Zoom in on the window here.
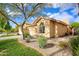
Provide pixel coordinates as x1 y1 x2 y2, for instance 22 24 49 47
39 23 45 33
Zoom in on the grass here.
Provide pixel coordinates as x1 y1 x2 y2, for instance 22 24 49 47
0 39 42 56
69 36 79 56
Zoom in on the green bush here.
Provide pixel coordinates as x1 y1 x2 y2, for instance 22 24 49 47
24 32 30 38
26 35 31 43
0 28 5 33
24 32 31 42
75 28 79 35
58 41 68 48
37 35 47 48
69 36 79 55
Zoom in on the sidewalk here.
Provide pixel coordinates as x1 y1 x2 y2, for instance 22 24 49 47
0 35 20 40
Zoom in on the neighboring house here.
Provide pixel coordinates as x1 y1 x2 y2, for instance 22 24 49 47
23 22 31 33
24 16 71 38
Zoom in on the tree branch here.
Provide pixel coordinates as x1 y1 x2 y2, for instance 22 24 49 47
21 3 27 22
0 10 19 25
21 3 25 12
14 3 27 26
22 3 42 26
14 3 23 12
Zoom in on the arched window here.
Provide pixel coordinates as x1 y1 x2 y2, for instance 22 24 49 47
39 23 45 33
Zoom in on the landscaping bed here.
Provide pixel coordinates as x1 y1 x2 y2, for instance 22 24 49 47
0 39 42 56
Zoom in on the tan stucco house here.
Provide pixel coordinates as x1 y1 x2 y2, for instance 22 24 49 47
23 16 71 38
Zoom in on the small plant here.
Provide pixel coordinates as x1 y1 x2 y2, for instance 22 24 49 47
37 35 47 48
26 35 31 43
24 32 30 38
75 28 79 35
69 36 79 55
58 41 68 48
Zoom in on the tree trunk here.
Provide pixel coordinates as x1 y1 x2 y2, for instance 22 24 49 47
18 25 25 40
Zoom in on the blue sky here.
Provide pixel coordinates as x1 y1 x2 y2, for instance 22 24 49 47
9 3 79 28
42 4 79 23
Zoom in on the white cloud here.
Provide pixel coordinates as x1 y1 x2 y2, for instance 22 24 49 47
47 12 73 20
48 3 76 10
71 8 78 16
8 12 22 16
46 12 60 18
60 12 74 19
59 3 76 12
6 7 21 16
42 4 78 24
6 9 10 13
52 3 60 8
49 13 60 18
47 12 52 16
42 12 48 15
46 12 75 24
75 16 79 22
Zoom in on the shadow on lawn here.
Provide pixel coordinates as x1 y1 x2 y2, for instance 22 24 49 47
0 48 6 52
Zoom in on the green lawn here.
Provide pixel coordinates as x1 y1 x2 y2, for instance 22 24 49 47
0 39 42 56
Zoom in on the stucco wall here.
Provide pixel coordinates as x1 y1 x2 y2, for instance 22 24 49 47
28 18 51 38
44 20 51 38
49 20 68 38
28 26 37 37
27 18 70 38
50 20 55 38
36 18 50 38
55 22 67 37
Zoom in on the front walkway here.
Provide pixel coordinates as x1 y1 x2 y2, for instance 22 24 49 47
18 36 73 56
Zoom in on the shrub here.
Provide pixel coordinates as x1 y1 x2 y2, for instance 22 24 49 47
58 41 68 48
26 35 31 43
0 29 5 33
24 32 30 38
37 35 47 48
24 32 32 43
69 36 79 55
75 28 79 35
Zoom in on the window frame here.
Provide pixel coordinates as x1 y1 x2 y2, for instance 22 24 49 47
39 22 45 33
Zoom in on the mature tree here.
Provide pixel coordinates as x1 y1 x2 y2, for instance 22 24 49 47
0 3 46 40
0 14 7 32
71 22 79 35
4 21 12 35
71 22 79 28
0 14 12 34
